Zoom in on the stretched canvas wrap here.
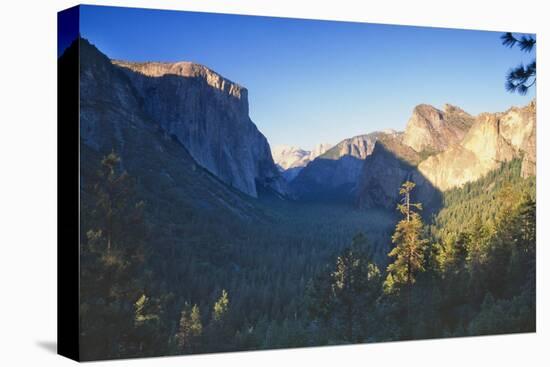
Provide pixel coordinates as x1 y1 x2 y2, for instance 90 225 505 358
58 4 537 361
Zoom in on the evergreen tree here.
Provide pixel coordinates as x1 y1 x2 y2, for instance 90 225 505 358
79 152 149 359
175 303 203 353
384 181 428 337
213 289 230 322
501 32 536 94
306 233 381 343
133 294 161 355
206 289 232 351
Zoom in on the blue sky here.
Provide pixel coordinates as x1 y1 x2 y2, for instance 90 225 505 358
77 5 535 151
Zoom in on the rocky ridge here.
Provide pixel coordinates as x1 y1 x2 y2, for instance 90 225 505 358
418 100 536 191
357 101 536 209
290 132 388 199
272 143 332 181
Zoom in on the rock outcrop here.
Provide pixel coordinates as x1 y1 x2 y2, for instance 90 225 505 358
402 104 475 153
290 133 386 199
111 60 285 197
77 38 262 220
356 134 440 210
271 143 332 181
418 101 536 191
358 101 536 210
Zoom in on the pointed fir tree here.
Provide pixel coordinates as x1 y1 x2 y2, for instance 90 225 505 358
175 303 203 354
384 181 428 337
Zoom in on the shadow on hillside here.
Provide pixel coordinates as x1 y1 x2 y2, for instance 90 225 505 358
289 155 366 204
357 143 443 220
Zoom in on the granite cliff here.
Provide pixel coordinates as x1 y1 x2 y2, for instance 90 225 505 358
77 38 264 221
110 59 285 198
418 101 536 191
357 101 536 210
402 103 475 153
290 133 388 199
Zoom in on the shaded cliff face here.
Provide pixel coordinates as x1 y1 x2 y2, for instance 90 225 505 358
402 104 475 153
356 134 441 210
78 39 263 221
111 60 284 198
418 101 536 191
290 133 385 200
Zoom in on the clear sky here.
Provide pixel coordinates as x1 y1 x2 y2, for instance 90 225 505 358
77 5 535 151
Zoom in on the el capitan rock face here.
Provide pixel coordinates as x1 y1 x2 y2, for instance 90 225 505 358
111 60 285 198
78 38 262 219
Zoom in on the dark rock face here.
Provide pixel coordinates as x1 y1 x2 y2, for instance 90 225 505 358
290 133 385 200
356 142 414 209
356 135 440 211
77 38 265 220
109 59 284 198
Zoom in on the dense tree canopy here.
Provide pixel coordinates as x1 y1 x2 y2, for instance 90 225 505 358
79 153 535 358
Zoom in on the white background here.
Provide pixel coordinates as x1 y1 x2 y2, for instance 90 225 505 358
0 0 548 365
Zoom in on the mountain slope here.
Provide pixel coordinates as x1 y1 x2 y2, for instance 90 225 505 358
111 59 284 198
418 101 536 191
290 133 386 200
402 103 475 153
358 101 536 211
356 133 440 210
272 143 332 181
78 38 263 224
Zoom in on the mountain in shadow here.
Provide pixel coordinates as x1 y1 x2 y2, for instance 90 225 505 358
357 134 443 217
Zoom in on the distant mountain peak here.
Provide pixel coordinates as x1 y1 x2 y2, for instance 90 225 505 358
271 143 332 181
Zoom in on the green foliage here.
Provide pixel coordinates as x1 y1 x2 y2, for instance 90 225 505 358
386 213 428 291
385 181 428 293
430 158 535 238
175 303 203 353
213 289 229 323
79 152 154 360
501 32 536 94
80 153 535 357
306 234 381 343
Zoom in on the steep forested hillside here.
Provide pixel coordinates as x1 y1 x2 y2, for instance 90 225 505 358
80 146 535 359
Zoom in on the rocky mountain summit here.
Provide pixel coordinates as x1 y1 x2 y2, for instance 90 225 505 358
111 58 285 198
418 100 536 191
76 38 263 220
272 143 332 181
402 103 475 153
358 101 536 209
77 38 536 210
290 133 387 199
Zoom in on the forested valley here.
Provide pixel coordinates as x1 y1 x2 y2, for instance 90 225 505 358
79 152 535 360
